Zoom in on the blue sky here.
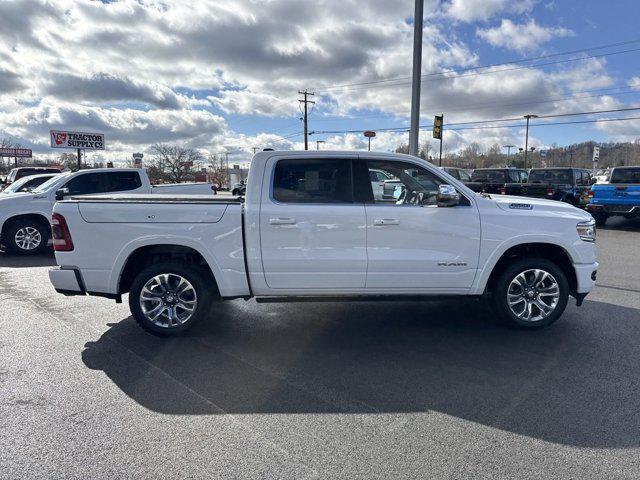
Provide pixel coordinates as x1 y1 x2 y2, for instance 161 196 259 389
0 0 639 163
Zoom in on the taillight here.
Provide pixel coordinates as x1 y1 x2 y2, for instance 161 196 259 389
546 187 554 196
51 213 74 251
500 187 506 195
587 190 594 198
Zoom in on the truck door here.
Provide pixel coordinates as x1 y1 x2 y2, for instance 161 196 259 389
358 158 481 290
259 156 367 289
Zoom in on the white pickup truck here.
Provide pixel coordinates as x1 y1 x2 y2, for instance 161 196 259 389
0 168 214 254
49 151 598 335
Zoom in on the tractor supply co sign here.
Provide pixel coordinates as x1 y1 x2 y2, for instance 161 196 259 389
50 130 105 150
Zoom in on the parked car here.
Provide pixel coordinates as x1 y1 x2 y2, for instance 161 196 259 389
369 168 394 200
586 166 640 226
231 182 246 196
441 167 472 182
1 167 62 188
1 173 59 194
504 168 593 207
592 168 611 184
465 168 528 194
0 168 215 254
49 151 597 335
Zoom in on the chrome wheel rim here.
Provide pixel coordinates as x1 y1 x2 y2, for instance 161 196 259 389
14 227 42 250
139 274 197 328
507 269 560 322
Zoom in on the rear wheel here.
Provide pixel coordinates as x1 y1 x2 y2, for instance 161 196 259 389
491 258 569 329
4 219 50 255
129 262 216 336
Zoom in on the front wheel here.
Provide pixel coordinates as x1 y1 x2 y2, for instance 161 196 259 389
129 262 216 336
491 258 569 329
592 212 608 227
4 219 50 255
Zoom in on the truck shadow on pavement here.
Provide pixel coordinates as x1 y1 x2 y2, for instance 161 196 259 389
0 251 57 268
82 298 640 449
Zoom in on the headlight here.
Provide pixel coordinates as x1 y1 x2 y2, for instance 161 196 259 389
577 220 596 243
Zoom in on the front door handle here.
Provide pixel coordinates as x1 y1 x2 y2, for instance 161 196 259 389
269 217 296 225
373 218 400 226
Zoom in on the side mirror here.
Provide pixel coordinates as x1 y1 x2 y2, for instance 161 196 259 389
436 184 460 207
55 188 69 201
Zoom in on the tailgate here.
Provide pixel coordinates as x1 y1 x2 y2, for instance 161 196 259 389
591 185 640 205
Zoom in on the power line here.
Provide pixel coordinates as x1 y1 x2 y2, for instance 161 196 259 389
316 46 640 94
315 38 640 92
310 107 640 135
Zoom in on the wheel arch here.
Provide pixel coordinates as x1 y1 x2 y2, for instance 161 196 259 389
478 242 577 296
114 242 222 296
1 213 51 238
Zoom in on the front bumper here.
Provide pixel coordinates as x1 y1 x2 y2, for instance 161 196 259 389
574 262 598 294
49 267 85 296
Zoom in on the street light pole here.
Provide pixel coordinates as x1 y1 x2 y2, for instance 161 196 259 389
408 0 424 157
503 144 515 165
523 115 538 170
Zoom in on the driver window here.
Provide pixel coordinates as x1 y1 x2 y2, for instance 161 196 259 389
366 160 444 206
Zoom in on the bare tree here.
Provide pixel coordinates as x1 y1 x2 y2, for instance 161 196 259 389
150 144 202 183
207 153 228 188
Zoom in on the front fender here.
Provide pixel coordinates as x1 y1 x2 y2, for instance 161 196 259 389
470 234 580 295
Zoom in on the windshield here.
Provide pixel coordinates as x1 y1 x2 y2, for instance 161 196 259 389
610 167 640 184
471 170 505 182
31 172 72 193
3 175 42 193
528 169 573 184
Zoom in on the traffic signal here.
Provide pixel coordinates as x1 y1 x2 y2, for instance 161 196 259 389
433 115 443 139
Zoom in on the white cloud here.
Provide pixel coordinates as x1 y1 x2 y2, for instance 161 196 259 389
629 77 640 90
477 19 573 52
446 0 535 23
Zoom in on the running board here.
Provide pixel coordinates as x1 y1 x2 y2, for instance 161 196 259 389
255 294 480 304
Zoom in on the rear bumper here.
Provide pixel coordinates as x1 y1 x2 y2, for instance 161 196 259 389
574 262 598 294
587 204 640 215
49 267 85 296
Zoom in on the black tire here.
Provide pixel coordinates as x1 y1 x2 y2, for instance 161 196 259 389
491 258 569 329
128 261 216 337
3 218 50 255
592 212 608 227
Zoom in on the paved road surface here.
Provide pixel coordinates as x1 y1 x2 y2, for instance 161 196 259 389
1 218 639 479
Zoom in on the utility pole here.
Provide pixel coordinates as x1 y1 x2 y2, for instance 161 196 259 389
523 114 538 170
409 0 424 157
77 148 82 170
298 90 315 150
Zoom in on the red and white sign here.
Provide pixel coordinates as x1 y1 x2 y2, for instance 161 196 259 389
0 147 32 158
50 130 105 150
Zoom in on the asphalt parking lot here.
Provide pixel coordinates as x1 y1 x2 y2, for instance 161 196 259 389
1 218 639 479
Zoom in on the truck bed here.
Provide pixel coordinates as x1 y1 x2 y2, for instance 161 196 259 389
53 195 249 297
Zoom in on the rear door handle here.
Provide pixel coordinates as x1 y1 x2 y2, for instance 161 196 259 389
373 218 400 226
269 217 296 225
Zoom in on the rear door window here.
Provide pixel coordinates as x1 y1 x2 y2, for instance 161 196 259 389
105 172 142 192
273 159 353 203
610 168 640 184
